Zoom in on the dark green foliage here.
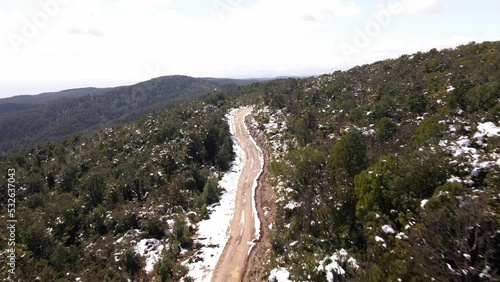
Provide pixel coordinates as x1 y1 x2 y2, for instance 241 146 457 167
262 41 500 280
0 76 254 156
288 147 324 188
142 217 166 240
408 182 499 280
122 248 142 278
22 221 52 259
81 170 106 208
375 117 398 142
172 215 193 249
405 93 428 114
355 152 447 220
327 131 368 179
0 96 236 280
202 178 220 206
158 242 188 282
412 116 447 145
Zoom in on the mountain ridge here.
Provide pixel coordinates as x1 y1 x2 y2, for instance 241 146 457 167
0 75 259 155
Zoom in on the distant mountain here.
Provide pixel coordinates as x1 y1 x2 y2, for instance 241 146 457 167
0 75 257 155
0 87 110 114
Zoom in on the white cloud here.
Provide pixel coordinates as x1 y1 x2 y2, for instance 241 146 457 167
392 0 441 15
229 0 361 24
68 27 104 36
1 0 498 98
111 0 173 11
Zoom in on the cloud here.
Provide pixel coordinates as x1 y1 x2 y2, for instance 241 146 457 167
68 28 105 37
112 0 172 11
393 0 441 14
302 14 316 22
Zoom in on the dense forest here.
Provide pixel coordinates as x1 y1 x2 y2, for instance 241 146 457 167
0 76 256 156
254 41 500 281
0 91 246 280
0 41 499 281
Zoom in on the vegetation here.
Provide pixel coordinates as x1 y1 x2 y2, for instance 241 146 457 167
0 94 237 280
0 40 499 281
257 41 500 281
0 76 256 156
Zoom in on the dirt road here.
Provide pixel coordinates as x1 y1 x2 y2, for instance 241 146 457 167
211 107 263 282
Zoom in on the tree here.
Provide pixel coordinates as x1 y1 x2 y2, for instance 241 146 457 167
172 215 192 249
354 155 398 219
408 182 500 281
405 93 428 114
327 131 368 179
288 147 324 188
202 178 219 205
81 170 106 208
122 248 142 278
376 117 398 142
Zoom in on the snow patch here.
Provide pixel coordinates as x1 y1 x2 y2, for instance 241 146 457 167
269 268 292 282
317 249 359 282
184 107 264 281
382 225 395 234
134 239 165 273
183 109 246 282
476 122 500 137
420 199 429 208
242 111 264 244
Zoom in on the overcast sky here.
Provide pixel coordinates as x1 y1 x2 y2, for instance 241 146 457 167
0 0 499 98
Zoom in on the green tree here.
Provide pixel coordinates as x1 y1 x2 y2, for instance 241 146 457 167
327 131 368 179
376 117 398 142
122 248 142 278
405 93 428 114
81 170 106 208
202 178 219 205
172 215 192 249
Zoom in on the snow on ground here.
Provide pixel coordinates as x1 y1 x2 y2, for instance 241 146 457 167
420 199 429 208
440 121 500 184
476 122 500 137
243 111 264 244
134 239 166 273
182 108 246 282
268 268 292 282
381 225 395 234
316 249 359 282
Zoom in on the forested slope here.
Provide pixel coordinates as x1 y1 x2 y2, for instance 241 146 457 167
0 41 499 281
253 41 500 281
0 91 242 281
0 76 254 156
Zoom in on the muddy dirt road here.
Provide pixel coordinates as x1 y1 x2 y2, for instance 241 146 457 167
211 107 263 282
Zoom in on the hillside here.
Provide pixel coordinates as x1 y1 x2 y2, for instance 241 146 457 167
0 87 110 114
0 76 256 156
0 41 498 281
0 92 239 281
252 41 500 281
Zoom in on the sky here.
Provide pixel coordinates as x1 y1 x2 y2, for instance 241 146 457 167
0 0 499 98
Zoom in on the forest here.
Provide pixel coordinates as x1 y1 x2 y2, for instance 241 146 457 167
255 41 500 281
0 41 499 281
0 76 256 156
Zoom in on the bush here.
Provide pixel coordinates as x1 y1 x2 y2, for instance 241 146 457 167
376 117 398 142
172 215 192 249
328 131 368 179
122 248 142 278
142 217 165 239
405 93 428 114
